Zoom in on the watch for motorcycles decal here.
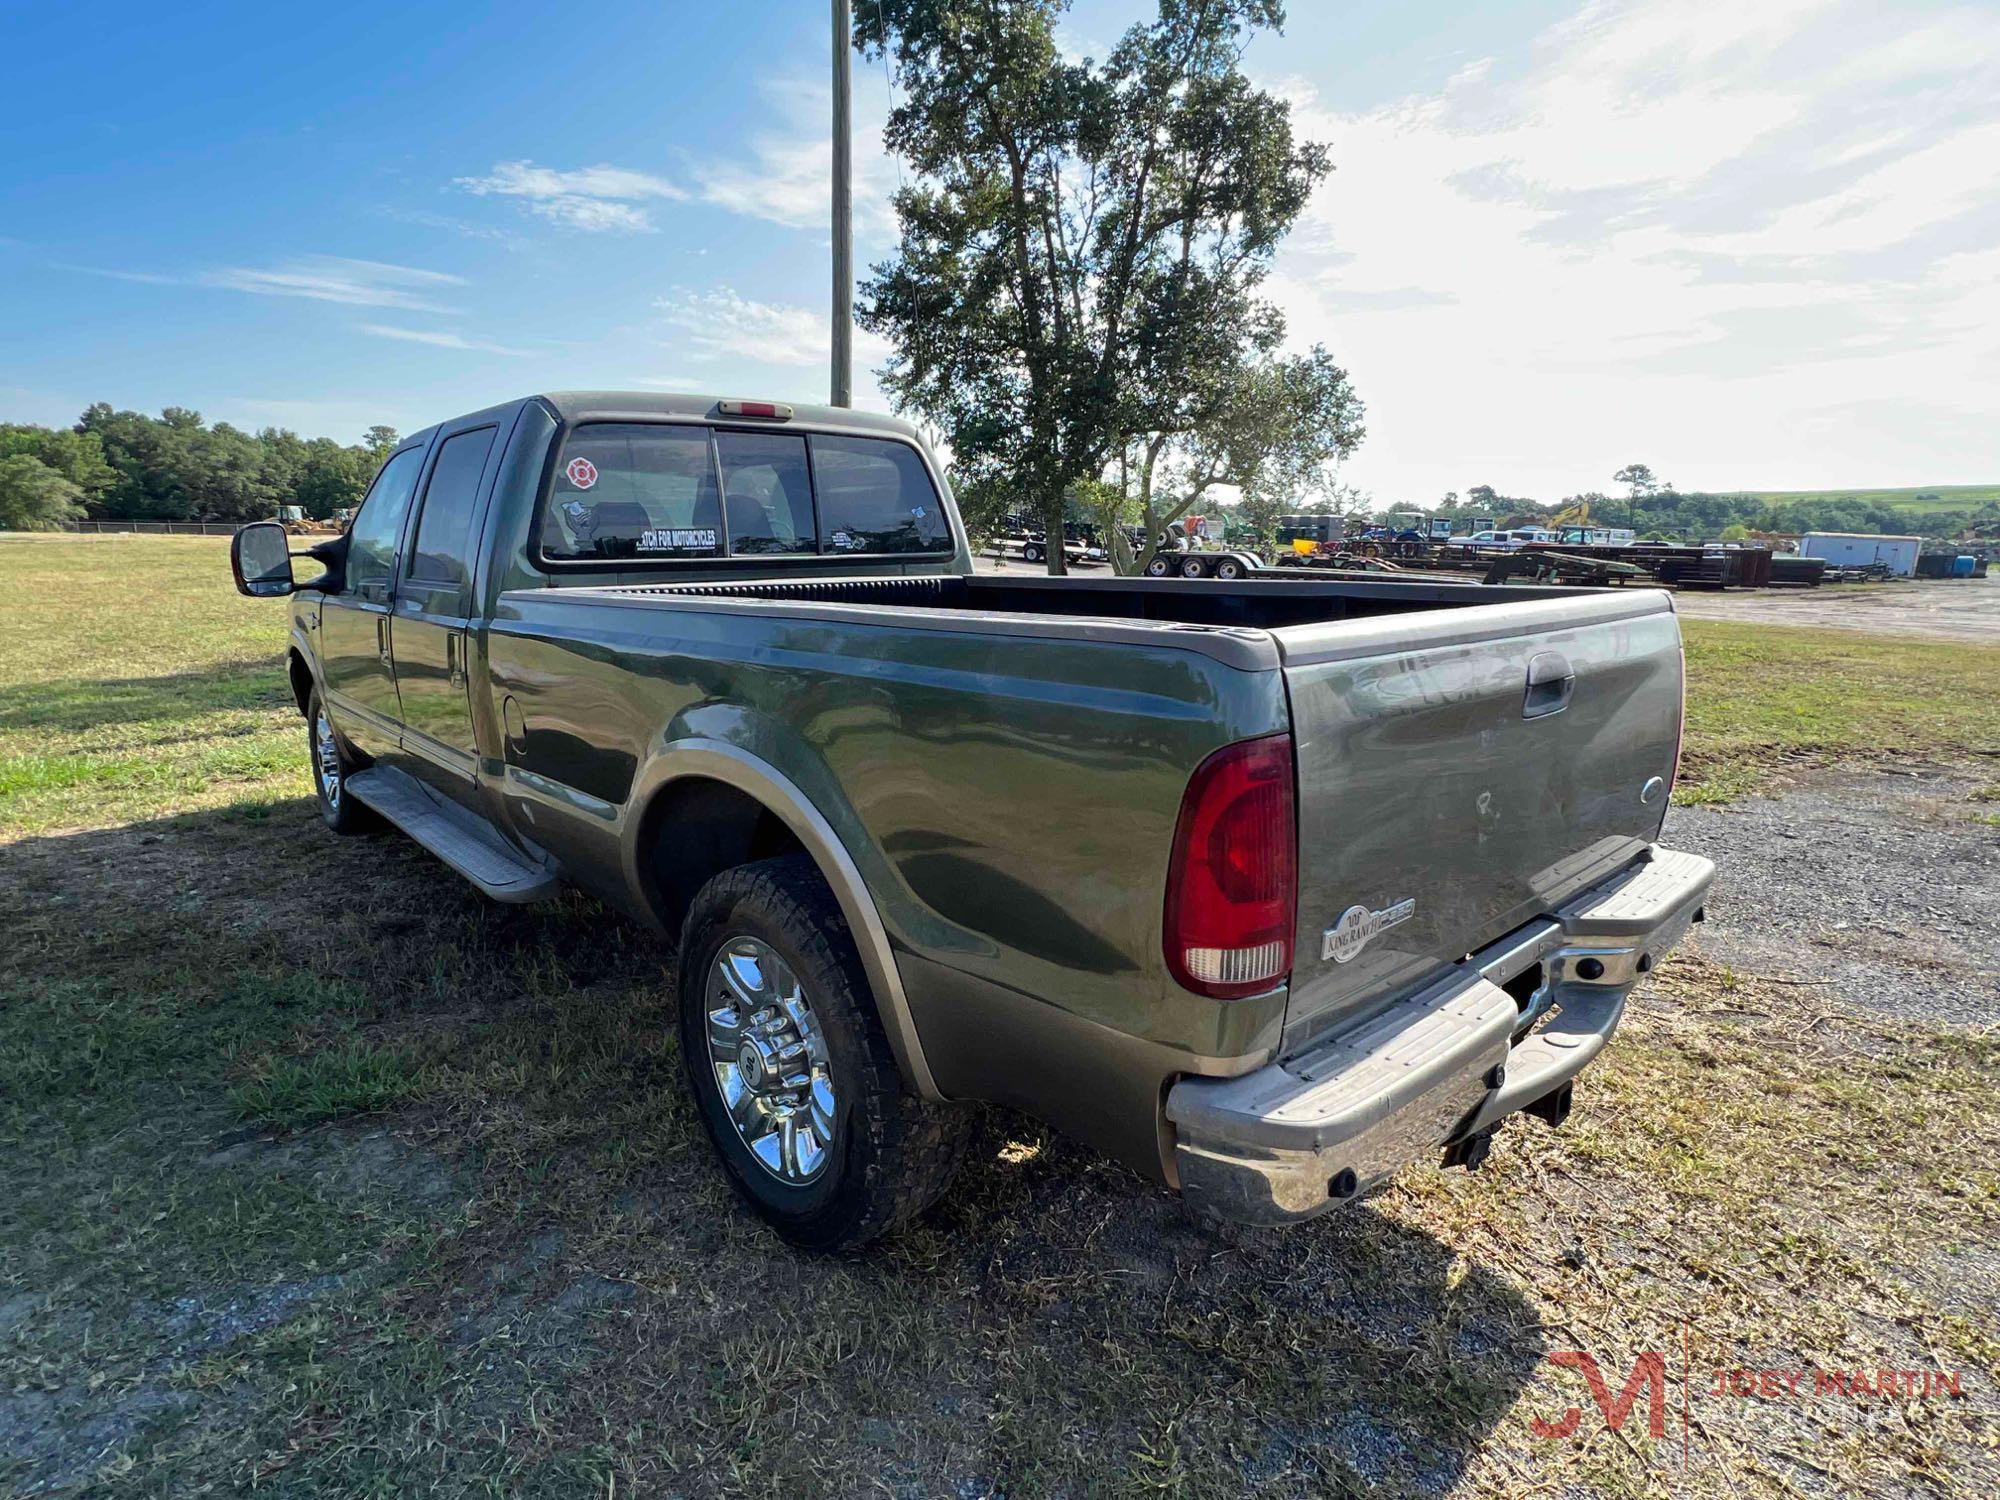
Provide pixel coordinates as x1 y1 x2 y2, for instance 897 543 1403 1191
1322 899 1416 963
638 528 718 551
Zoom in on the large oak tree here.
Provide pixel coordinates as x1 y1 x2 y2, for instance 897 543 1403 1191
857 0 1356 572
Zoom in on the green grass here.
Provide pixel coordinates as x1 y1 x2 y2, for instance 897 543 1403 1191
232 1041 429 1129
1675 619 2000 802
1 533 1995 1497
1725 483 2000 515
0 534 305 837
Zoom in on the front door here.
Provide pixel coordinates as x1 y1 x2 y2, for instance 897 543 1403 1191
319 444 425 757
391 423 499 791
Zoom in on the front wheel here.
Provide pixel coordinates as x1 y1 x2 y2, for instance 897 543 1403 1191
678 855 970 1250
306 689 379 835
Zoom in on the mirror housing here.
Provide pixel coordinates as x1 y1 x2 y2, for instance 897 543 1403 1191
232 521 296 597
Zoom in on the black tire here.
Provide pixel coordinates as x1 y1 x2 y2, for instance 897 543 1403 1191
1144 555 1173 578
1214 557 1245 581
306 689 379 835
677 855 970 1250
1022 541 1045 564
1180 556 1210 579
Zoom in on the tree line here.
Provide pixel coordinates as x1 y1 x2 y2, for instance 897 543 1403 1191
0 407 398 532
1411 464 1999 544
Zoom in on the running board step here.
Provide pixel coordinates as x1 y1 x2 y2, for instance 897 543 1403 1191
345 767 559 903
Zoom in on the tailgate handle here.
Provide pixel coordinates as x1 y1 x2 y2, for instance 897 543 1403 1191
1524 651 1574 719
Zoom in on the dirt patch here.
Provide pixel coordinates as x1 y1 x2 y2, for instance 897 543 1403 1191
1673 576 2000 642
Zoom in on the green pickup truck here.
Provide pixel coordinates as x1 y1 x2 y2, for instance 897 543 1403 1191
232 392 1713 1249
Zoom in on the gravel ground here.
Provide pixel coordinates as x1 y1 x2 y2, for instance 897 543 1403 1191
1664 766 2000 1028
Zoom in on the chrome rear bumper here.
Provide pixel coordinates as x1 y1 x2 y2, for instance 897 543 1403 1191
1167 845 1714 1226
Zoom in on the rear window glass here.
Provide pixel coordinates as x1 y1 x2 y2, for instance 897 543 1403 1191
810 436 949 554
537 423 951 561
541 424 722 560
717 431 815 556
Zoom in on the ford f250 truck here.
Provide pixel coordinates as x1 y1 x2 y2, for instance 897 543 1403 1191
231 392 1713 1249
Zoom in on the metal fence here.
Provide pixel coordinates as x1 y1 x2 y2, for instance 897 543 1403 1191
65 520 240 536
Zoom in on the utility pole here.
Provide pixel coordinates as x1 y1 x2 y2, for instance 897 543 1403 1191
831 0 853 407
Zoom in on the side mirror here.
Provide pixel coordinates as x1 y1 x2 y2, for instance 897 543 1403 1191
232 521 296 597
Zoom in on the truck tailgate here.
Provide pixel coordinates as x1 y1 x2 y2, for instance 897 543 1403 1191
1276 591 1684 1048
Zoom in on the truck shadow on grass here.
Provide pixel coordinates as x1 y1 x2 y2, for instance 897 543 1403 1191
1 799 1544 1496
0 657 295 736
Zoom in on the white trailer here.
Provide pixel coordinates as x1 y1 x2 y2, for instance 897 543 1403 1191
1798 532 1921 577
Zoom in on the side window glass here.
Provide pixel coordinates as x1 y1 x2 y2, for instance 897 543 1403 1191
409 427 497 587
717 432 815 556
345 447 424 593
810 436 950 554
542 424 721 559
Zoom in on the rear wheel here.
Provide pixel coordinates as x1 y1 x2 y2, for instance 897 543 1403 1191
677 855 970 1250
1022 541 1045 564
1144 555 1173 577
1180 556 1210 579
306 689 378 835
1214 556 1246 581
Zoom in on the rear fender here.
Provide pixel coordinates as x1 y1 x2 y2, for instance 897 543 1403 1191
621 737 941 1100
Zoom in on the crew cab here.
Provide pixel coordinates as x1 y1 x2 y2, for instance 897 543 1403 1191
232 392 1712 1248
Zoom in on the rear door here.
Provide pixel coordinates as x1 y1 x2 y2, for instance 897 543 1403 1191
319 444 426 756
1276 592 1684 1048
391 422 500 791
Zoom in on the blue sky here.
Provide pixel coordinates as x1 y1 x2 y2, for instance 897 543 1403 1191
2 0 1995 502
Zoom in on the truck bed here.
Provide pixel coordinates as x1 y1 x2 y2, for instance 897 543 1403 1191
522 572 1684 1056
582 570 1613 633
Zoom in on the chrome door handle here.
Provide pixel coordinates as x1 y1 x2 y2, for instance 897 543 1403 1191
376 616 392 665
447 634 466 689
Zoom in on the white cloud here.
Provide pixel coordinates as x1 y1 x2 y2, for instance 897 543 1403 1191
1264 0 2000 499
690 74 896 236
357 323 531 356
455 159 686 232
56 264 184 286
630 375 703 391
205 256 465 312
656 286 891 367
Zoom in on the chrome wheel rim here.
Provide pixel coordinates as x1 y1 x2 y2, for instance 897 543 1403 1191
704 936 837 1184
314 710 342 810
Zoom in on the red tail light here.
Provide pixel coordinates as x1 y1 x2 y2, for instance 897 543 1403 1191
1164 734 1297 999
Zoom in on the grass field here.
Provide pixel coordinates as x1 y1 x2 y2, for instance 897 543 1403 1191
1725 483 2000 516
2 534 1995 1497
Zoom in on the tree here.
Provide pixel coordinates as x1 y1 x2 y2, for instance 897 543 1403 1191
0 455 87 531
1117 347 1362 573
364 425 401 461
857 0 1335 573
0 425 114 507
1613 463 1662 498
